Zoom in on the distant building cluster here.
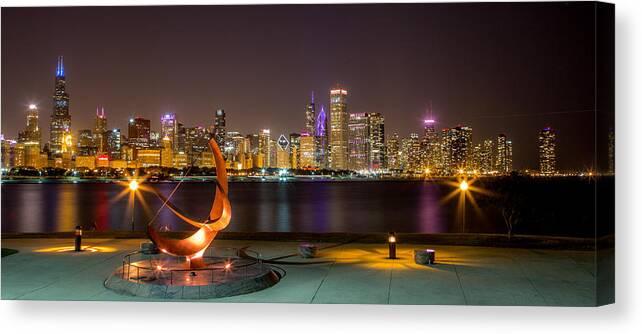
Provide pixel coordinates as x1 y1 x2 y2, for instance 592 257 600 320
3 57 613 177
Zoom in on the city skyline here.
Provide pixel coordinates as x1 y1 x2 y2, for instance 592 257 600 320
1 3 611 171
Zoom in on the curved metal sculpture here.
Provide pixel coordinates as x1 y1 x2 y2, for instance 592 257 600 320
147 138 231 264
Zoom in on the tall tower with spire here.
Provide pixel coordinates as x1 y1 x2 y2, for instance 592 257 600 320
305 91 316 136
49 56 71 155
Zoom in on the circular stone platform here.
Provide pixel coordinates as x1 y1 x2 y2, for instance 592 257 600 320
104 250 281 299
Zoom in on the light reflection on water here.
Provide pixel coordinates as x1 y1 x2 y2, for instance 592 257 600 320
1 181 459 234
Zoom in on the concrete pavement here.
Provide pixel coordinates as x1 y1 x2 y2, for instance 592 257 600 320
1 238 600 306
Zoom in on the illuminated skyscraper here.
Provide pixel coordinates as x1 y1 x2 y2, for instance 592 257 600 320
214 109 226 149
404 133 423 172
305 92 316 135
49 56 71 155
539 127 556 175
106 129 121 160
348 113 369 171
258 129 271 168
17 104 42 168
246 133 260 168
299 132 316 168
176 122 186 153
128 116 151 150
161 136 173 168
224 131 248 169
480 139 494 174
276 134 290 169
329 87 349 170
315 105 328 169
149 131 161 147
421 119 440 173
186 126 209 166
161 113 177 150
18 104 41 145
496 134 512 174
94 107 107 154
472 144 482 172
386 132 400 170
289 133 301 169
77 129 95 156
368 113 385 171
443 126 473 174
506 139 513 172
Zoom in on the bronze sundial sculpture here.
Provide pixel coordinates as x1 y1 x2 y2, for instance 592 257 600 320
147 138 231 268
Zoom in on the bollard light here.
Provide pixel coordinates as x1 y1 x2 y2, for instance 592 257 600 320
388 232 397 259
74 225 82 252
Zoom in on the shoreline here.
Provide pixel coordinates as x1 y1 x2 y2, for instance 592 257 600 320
0 231 613 250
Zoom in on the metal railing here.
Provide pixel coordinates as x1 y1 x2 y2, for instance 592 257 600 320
121 247 266 285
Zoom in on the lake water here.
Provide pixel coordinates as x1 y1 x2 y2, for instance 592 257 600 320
1 178 612 237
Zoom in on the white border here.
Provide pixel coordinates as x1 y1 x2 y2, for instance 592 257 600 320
1 1 641 333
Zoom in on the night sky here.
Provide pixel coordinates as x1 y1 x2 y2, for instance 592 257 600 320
1 3 613 171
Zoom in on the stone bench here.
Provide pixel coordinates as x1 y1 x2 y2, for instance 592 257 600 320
414 249 436 265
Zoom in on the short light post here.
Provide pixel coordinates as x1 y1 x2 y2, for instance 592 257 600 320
129 180 139 232
74 225 82 252
388 232 397 259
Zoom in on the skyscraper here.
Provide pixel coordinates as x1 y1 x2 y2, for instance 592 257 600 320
315 105 328 169
299 132 316 168
106 128 122 160
443 126 473 174
289 133 301 169
305 92 316 135
480 139 494 174
368 113 385 171
161 113 177 150
276 134 290 169
496 134 512 174
176 122 186 153
421 119 440 173
49 56 71 155
94 108 107 154
258 129 271 168
77 129 95 156
348 113 369 171
128 116 151 150
406 133 423 172
186 126 209 166
539 127 556 175
18 104 41 145
214 109 226 149
329 87 349 170
386 132 400 170
161 136 173 168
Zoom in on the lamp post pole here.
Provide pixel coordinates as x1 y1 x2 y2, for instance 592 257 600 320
459 179 469 233
129 180 139 232
131 191 136 232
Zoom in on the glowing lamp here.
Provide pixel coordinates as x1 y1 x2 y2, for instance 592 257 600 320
388 232 397 259
74 225 82 252
224 263 232 270
129 180 139 191
459 180 469 191
29 104 37 110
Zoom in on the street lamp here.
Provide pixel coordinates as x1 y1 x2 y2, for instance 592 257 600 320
129 180 139 231
459 180 468 232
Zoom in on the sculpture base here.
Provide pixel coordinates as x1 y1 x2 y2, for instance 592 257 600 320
104 249 281 299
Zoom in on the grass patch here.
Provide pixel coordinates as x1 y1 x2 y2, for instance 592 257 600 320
1 248 19 257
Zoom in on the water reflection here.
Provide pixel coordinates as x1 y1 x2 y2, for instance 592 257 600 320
0 179 603 237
